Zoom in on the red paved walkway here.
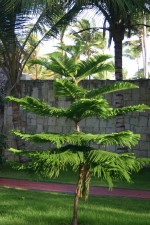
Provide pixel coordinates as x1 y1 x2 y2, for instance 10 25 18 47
0 178 150 199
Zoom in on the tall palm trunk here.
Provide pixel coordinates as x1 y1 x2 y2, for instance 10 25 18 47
112 24 124 81
0 101 4 163
114 40 123 80
2 29 25 160
11 82 25 161
143 14 148 78
0 107 4 133
4 76 24 161
0 71 6 133
113 26 127 152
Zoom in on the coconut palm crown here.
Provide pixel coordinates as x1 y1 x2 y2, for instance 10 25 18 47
6 66 150 225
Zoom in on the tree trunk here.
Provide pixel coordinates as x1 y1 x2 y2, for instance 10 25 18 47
72 160 91 225
113 28 127 152
143 14 148 78
0 106 4 133
12 84 26 161
4 81 25 161
0 104 5 164
0 71 6 133
112 22 125 81
114 39 123 80
76 122 80 132
0 72 7 162
72 164 85 225
72 192 79 225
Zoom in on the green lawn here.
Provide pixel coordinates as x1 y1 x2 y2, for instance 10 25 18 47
0 164 150 190
0 187 150 225
0 165 150 225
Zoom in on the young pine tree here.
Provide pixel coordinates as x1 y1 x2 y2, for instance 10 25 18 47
6 75 150 225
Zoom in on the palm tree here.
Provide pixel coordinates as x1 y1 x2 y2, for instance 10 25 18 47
22 33 41 79
69 19 107 55
69 18 108 85
123 39 142 72
0 0 82 154
87 1 150 146
133 68 145 79
92 0 149 80
51 0 149 80
0 1 82 95
131 12 150 78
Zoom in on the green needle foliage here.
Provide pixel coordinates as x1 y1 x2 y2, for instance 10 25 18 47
10 130 140 149
6 75 150 225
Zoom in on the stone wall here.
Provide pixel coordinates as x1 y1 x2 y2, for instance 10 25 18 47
3 79 150 158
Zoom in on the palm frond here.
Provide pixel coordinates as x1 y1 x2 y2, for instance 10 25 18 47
28 58 54 73
21 5 82 68
0 1 82 88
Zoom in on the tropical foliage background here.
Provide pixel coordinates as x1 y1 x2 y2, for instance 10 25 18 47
0 0 149 84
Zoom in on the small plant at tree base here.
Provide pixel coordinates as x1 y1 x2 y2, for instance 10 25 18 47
6 75 150 225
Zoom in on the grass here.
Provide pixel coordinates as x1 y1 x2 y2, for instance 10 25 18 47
0 165 150 225
0 164 150 190
0 187 150 225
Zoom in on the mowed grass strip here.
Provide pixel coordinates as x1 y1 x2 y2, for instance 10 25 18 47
0 187 150 225
0 165 150 190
